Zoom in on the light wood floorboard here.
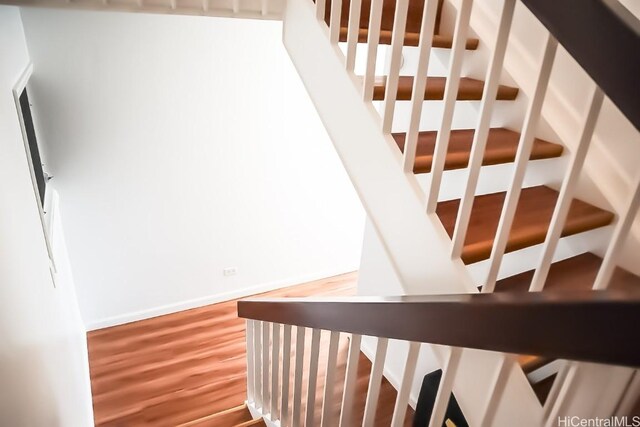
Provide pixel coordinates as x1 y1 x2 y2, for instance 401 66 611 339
88 272 414 426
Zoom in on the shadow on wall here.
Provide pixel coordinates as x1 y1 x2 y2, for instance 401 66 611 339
0 342 59 426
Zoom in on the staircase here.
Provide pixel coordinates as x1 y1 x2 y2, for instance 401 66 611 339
276 0 640 423
7 0 639 424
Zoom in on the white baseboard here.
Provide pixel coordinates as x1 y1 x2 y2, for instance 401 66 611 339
86 268 357 331
247 401 279 427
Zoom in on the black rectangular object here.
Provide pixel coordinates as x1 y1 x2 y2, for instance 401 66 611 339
19 89 46 205
413 369 468 427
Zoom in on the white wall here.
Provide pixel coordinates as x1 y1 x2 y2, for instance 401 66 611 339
0 6 93 426
19 8 365 329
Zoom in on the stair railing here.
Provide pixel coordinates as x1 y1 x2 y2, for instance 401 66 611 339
299 0 640 294
9 0 638 422
238 290 640 426
285 0 640 425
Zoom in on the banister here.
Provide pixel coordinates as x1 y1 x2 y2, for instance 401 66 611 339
238 290 640 368
518 0 640 131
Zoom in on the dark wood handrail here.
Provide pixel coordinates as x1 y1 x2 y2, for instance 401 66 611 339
238 290 640 368
519 0 640 131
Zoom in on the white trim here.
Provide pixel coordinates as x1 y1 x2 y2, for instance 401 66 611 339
3 1 283 20
85 269 357 330
527 359 563 384
12 62 58 278
13 62 33 96
247 401 280 427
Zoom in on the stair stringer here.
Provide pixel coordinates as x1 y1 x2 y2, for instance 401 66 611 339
282 0 474 297
282 0 543 424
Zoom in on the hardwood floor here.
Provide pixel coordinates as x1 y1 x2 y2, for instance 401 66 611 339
88 272 412 426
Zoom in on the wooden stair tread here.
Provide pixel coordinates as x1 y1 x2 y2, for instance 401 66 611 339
325 0 449 44
393 128 563 173
372 76 519 101
494 252 640 292
436 186 615 264
235 418 266 427
338 27 479 49
518 355 551 374
177 404 252 426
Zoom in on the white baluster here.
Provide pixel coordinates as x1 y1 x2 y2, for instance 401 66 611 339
202 0 208 11
363 337 389 427
424 0 473 209
247 320 255 403
479 354 516 426
329 0 343 44
530 87 605 291
450 0 517 258
482 34 558 293
428 0 473 210
263 321 271 414
402 0 439 173
429 347 462 427
339 334 362 427
262 0 268 15
292 326 306 427
593 169 640 289
316 0 327 22
232 0 240 13
169 0 176 9
345 0 363 72
390 342 421 427
544 362 580 427
381 0 409 133
305 328 322 427
542 360 569 421
615 370 640 415
281 324 293 426
271 323 281 420
255 321 263 409
362 0 384 101
320 331 340 427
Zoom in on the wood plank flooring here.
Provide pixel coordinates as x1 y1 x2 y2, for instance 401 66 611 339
88 272 414 426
